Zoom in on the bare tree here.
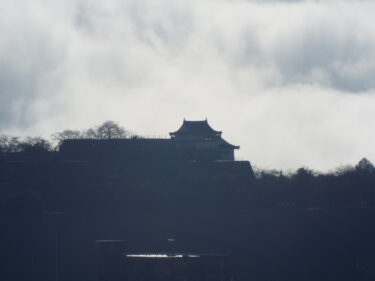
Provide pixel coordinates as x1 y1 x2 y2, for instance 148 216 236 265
52 129 82 145
83 128 98 139
95 121 129 139
53 121 134 144
0 135 20 153
0 135 52 153
18 137 52 152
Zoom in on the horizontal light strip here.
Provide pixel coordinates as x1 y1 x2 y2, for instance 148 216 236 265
126 254 183 258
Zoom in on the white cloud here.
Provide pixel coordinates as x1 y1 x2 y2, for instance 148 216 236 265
1 0 375 170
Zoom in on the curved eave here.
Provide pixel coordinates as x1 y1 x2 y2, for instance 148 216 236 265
219 138 240 150
220 144 240 150
169 123 185 136
198 120 222 134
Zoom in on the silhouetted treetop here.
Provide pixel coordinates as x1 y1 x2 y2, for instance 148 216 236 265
0 135 52 153
332 164 355 176
18 137 52 153
52 129 82 145
94 121 130 139
355 157 375 174
292 167 315 180
0 135 20 153
52 121 134 145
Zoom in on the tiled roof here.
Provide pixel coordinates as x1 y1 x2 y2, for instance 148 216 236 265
170 120 222 136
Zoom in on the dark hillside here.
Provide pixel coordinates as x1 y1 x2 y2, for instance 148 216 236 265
1 122 375 281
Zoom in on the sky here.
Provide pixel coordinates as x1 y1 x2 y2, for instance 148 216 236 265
1 0 375 171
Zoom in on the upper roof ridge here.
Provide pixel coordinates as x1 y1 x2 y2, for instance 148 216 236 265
170 119 221 136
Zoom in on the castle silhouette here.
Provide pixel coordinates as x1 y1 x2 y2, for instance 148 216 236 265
60 119 239 162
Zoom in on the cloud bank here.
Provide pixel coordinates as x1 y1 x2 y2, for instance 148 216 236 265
1 0 375 170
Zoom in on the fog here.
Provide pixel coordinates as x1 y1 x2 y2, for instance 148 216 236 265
1 0 375 170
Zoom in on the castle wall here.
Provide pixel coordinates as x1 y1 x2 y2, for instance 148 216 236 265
220 150 235 161
60 138 237 162
60 139 178 162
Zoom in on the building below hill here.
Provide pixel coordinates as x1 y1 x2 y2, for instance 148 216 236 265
60 119 240 162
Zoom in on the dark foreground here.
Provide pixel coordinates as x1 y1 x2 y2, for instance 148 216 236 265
1 148 375 281
1 207 375 281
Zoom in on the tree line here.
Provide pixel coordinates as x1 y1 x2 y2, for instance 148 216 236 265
252 158 375 208
1 121 375 211
0 121 135 153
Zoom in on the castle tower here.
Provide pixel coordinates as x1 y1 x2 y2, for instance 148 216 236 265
169 119 239 161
